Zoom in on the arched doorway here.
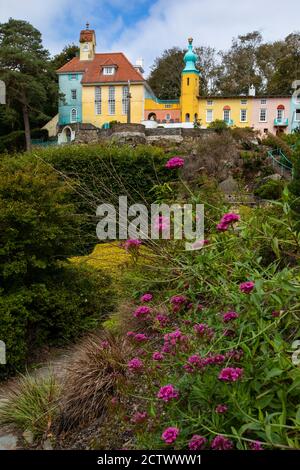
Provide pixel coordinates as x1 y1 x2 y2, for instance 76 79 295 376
185 113 190 122
148 112 157 121
58 126 74 144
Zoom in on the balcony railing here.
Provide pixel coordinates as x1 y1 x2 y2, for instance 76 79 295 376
224 119 234 126
274 118 288 126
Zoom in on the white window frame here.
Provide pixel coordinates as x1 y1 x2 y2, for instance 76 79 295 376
70 74 77 80
103 66 115 76
207 100 213 106
295 109 300 121
165 104 172 109
108 86 116 115
70 108 77 123
206 109 213 123
122 85 129 115
259 108 267 122
223 109 231 122
166 113 171 121
71 89 77 100
240 109 247 122
277 108 284 121
95 86 101 115
261 99 267 105
240 99 247 105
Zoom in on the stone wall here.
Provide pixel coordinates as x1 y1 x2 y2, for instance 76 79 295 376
70 123 214 147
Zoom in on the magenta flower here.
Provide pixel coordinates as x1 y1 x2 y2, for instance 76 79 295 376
191 239 210 249
239 281 255 293
165 156 185 169
128 357 143 372
131 411 148 424
157 384 179 402
100 340 109 349
154 215 170 232
194 323 214 339
218 367 243 382
222 311 239 323
272 310 281 317
249 440 263 451
156 314 169 327
170 295 187 305
216 222 229 232
133 333 149 342
140 293 153 302
211 435 233 450
221 213 240 224
133 305 152 318
164 329 187 346
188 435 207 450
215 404 228 414
161 427 180 444
124 239 142 251
152 351 164 361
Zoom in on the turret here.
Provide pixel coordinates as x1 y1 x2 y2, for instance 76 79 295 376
181 38 200 123
79 23 96 61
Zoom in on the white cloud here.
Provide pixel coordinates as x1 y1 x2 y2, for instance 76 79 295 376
110 0 300 75
0 0 299 71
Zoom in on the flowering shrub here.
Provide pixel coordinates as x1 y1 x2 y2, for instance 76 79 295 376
165 157 185 169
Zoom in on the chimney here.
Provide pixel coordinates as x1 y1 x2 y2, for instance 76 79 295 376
248 84 256 97
134 58 144 75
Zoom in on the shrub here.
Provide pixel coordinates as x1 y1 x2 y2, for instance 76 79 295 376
208 119 229 133
0 158 116 379
58 332 133 430
0 130 26 153
0 374 60 440
31 128 49 141
254 179 284 200
262 133 293 158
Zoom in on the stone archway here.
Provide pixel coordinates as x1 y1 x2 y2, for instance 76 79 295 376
58 126 75 144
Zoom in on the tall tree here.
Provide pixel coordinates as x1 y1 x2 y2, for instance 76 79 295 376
51 44 79 71
216 31 263 95
148 46 219 99
0 18 57 151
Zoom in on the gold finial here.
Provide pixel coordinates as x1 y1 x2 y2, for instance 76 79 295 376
188 37 193 45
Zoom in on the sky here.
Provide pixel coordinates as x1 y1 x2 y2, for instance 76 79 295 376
0 0 300 75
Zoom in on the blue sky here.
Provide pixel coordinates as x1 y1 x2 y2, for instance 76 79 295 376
0 0 300 75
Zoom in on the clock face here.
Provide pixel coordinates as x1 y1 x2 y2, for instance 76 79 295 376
83 43 89 51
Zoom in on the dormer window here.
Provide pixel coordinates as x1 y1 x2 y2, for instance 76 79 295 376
103 66 116 75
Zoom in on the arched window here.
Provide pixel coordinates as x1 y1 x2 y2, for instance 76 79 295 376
277 104 285 121
194 113 198 120
187 78 190 86
148 112 157 121
223 106 231 123
70 108 77 123
166 113 171 121
185 113 190 122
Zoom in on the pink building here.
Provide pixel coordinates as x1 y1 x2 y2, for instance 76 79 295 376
251 96 291 135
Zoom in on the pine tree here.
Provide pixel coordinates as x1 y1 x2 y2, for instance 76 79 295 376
0 18 57 151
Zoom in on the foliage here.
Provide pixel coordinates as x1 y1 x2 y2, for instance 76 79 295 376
0 130 26 153
207 119 229 133
51 44 79 71
0 19 58 151
0 374 60 440
0 157 115 379
254 179 284 200
262 134 293 158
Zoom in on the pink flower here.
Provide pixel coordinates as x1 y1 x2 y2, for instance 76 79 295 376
128 358 143 372
131 411 148 424
100 340 109 349
188 435 207 450
249 440 263 451
221 213 240 224
154 215 170 232
194 323 214 339
140 293 153 302
161 427 180 444
170 295 187 305
218 367 243 382
272 310 281 317
133 333 149 342
225 349 244 361
124 239 142 251
133 306 152 318
152 351 164 361
215 404 228 414
239 281 255 293
157 384 179 402
156 314 169 327
211 435 233 450
191 239 210 249
165 156 185 169
222 311 239 323
164 329 187 346
216 222 229 232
